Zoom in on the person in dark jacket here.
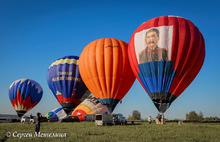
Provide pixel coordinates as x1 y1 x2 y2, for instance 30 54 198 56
35 112 42 134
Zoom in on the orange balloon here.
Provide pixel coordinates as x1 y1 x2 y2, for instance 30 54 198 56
79 38 135 112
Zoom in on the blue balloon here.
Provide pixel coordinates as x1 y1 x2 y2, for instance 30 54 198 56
46 107 67 122
47 56 89 114
9 79 43 117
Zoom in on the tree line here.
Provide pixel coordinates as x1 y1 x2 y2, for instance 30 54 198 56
186 111 220 122
127 110 220 122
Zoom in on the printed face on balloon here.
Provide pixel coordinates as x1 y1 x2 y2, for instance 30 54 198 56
134 26 173 64
145 29 159 50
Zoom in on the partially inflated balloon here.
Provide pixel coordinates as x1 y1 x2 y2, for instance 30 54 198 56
72 94 109 121
46 107 67 122
9 79 43 117
128 16 205 113
47 56 90 114
79 38 136 112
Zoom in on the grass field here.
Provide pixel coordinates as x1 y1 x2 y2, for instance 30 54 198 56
0 122 220 142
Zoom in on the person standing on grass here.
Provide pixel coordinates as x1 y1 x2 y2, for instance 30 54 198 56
148 116 152 124
161 113 165 124
156 113 162 124
35 112 42 134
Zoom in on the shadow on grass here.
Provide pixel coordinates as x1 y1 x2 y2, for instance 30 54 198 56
126 122 142 126
0 135 9 142
87 132 105 136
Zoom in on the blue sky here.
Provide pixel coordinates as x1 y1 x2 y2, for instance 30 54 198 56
0 0 219 119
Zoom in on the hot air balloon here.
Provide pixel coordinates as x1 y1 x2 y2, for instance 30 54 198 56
47 56 90 114
72 94 110 121
9 79 43 117
79 38 136 113
46 107 67 122
128 16 205 113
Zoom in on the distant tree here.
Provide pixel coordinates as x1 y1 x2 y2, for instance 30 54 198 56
127 110 141 120
186 111 197 121
132 110 141 120
127 115 133 120
186 111 204 121
198 111 204 121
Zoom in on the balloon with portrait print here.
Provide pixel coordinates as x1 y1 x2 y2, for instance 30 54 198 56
128 16 205 113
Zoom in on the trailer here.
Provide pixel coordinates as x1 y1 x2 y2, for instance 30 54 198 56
95 114 113 126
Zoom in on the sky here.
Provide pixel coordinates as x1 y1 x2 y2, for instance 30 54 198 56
0 0 220 119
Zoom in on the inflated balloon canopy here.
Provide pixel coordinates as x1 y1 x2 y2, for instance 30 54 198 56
47 56 90 114
9 79 43 117
79 38 136 113
128 16 205 113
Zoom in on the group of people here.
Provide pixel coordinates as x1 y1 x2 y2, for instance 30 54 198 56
147 113 165 125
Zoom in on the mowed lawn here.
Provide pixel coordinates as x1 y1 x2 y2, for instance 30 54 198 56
0 122 220 142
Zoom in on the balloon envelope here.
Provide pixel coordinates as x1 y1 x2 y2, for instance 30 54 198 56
9 79 43 117
72 94 110 121
128 16 205 113
79 38 136 112
47 56 90 114
46 107 67 122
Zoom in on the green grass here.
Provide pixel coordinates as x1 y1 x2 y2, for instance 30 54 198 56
0 122 220 142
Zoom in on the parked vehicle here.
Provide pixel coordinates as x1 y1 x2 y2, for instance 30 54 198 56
85 114 96 122
95 114 113 126
112 113 127 125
